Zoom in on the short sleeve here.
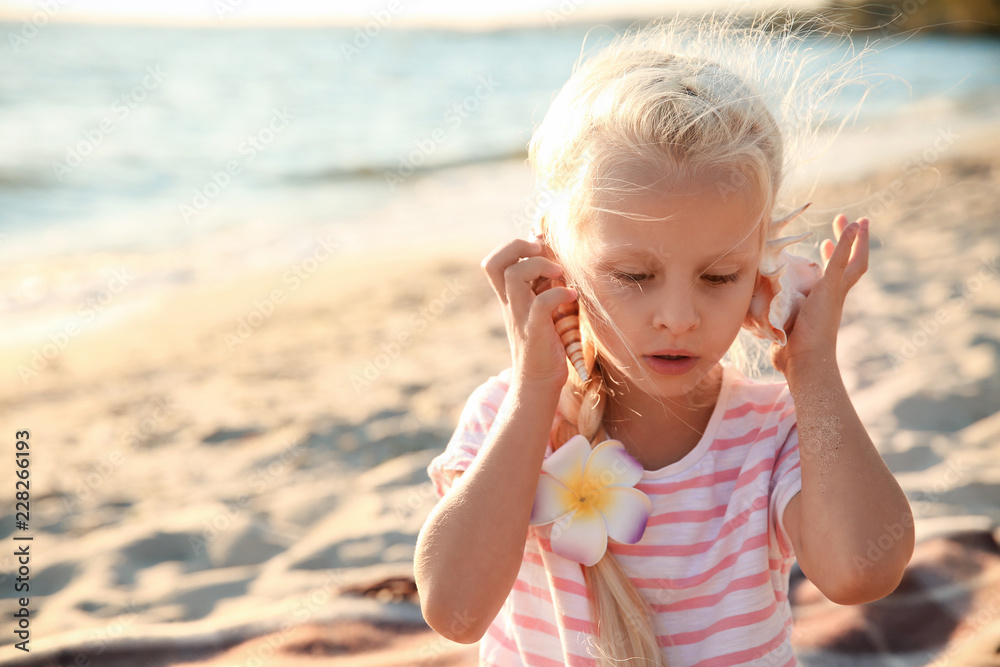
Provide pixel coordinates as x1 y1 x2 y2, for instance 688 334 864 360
768 394 802 559
426 369 512 498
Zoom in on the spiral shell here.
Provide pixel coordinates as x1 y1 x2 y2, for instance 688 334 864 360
531 271 589 383
745 202 823 346
531 227 590 383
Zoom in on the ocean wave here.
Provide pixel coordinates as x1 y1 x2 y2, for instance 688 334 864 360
282 148 529 184
0 167 58 190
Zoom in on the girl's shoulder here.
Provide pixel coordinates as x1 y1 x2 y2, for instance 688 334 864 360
428 368 516 496
459 367 514 406
466 368 514 414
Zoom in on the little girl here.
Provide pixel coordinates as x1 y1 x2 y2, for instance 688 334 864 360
415 13 914 666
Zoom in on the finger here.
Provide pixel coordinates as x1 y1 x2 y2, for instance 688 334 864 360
820 239 835 268
781 307 798 339
504 256 565 321
481 239 544 304
531 285 578 323
824 221 859 283
842 217 870 287
824 215 849 274
832 213 849 242
770 342 785 375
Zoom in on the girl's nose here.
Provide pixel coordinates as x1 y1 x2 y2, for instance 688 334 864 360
651 287 700 333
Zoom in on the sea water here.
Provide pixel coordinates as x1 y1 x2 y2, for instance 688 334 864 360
0 19 997 346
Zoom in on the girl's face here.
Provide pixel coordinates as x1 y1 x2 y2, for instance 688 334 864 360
578 174 764 401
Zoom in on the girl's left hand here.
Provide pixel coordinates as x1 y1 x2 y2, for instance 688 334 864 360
771 214 869 374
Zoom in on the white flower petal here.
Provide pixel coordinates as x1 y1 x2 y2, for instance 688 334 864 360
585 439 644 488
597 487 652 545
541 434 591 488
530 473 574 526
549 505 608 566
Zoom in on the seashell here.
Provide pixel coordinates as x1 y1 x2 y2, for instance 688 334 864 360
744 202 823 346
532 272 590 383
531 224 590 383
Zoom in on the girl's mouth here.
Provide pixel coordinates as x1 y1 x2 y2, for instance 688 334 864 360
644 354 698 375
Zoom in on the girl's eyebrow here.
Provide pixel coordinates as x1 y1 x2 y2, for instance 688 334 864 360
714 247 755 259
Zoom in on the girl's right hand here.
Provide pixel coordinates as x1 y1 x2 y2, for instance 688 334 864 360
481 238 578 392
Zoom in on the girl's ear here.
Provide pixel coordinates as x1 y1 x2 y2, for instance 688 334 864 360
530 212 549 241
743 270 777 337
750 270 766 298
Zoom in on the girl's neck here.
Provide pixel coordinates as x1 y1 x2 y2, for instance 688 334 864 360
601 364 723 470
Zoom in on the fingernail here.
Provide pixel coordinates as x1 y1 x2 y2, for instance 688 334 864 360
860 218 869 232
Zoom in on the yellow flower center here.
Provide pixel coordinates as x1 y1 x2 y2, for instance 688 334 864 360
568 478 605 513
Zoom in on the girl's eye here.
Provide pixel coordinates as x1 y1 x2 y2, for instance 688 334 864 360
703 272 740 286
610 271 651 285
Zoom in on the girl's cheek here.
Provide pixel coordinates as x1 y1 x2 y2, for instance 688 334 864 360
589 285 630 316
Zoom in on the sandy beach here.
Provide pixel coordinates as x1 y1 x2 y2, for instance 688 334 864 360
2 119 1000 666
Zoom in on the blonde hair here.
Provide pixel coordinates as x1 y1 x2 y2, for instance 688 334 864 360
527 10 877 664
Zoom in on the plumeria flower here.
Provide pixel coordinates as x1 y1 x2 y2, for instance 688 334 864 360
530 434 652 566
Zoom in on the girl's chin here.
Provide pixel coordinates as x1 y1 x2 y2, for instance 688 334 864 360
642 361 721 393
600 355 722 396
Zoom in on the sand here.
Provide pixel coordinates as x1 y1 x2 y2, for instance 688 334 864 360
1 126 999 666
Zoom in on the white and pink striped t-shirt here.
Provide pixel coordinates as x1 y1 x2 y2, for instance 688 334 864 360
427 364 803 666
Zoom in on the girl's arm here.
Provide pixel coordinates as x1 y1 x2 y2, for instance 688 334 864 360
782 359 913 604
775 215 914 605
414 378 558 643
415 237 578 642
